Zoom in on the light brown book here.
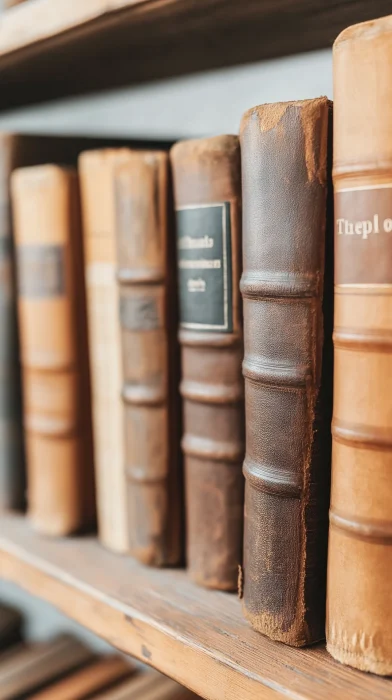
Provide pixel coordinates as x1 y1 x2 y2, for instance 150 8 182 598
0 634 94 699
113 151 182 566
29 654 136 699
11 164 95 535
79 149 131 553
170 137 244 590
327 15 392 676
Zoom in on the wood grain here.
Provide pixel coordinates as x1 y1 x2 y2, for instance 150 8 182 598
0 1 391 109
0 513 390 700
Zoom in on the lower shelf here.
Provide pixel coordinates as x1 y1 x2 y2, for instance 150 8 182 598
0 512 390 700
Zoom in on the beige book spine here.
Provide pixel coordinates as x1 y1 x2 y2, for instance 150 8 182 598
79 149 131 552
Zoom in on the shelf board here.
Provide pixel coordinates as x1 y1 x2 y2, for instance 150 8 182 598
0 1 391 110
0 512 391 700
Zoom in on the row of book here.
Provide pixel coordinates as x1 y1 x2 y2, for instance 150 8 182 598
0 603 197 699
0 12 391 677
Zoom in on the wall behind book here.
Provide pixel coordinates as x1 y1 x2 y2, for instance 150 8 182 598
0 50 332 140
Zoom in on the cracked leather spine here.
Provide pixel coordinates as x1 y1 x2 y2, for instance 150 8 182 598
240 98 333 645
114 151 183 566
327 16 392 676
11 165 95 536
171 136 244 590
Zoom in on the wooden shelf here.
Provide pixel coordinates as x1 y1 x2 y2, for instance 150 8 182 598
0 513 391 700
0 0 391 110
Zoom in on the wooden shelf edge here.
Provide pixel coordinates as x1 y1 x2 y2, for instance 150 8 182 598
0 0 392 110
0 513 391 700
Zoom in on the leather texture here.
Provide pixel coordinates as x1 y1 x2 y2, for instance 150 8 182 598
12 165 95 536
240 99 333 645
113 150 183 566
79 149 131 553
171 136 244 590
327 16 392 676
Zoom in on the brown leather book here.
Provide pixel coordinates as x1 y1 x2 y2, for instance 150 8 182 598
327 16 392 676
29 654 136 699
170 136 244 590
0 634 95 699
113 151 182 566
11 164 95 535
240 98 333 645
79 149 131 554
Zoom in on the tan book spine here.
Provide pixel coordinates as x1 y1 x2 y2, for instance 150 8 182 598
11 165 95 535
327 15 392 676
114 151 182 566
79 149 130 552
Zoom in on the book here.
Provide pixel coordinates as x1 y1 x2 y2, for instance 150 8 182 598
11 164 95 536
78 149 131 553
0 133 123 513
327 16 392 676
113 151 182 565
0 634 95 699
170 136 244 590
29 655 135 699
240 98 333 645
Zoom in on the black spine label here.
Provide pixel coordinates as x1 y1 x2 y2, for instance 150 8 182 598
17 244 65 298
176 202 232 331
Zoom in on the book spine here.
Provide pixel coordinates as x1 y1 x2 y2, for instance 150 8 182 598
240 99 333 645
0 135 25 510
11 165 94 535
171 136 244 590
327 19 392 676
114 151 182 566
79 150 129 553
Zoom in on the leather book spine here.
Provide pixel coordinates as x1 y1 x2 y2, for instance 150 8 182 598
0 134 25 510
79 149 130 553
170 136 244 590
11 165 95 536
240 98 333 645
114 151 182 566
327 17 392 676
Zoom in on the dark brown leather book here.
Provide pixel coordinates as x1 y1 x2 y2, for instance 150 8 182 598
170 136 244 590
240 98 333 645
0 603 22 651
29 654 136 699
113 151 182 566
0 634 95 699
11 164 95 535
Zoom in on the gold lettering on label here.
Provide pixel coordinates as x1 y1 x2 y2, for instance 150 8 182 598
336 215 383 240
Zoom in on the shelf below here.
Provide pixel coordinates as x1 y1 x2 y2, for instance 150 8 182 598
0 0 392 109
0 512 391 700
